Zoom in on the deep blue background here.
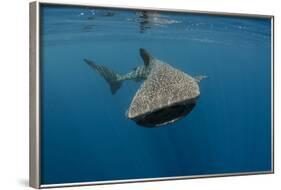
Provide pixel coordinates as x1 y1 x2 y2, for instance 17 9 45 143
40 5 272 185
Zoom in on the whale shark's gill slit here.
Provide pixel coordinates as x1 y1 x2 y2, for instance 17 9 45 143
134 103 196 127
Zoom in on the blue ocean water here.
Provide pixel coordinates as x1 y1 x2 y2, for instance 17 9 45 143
40 4 272 185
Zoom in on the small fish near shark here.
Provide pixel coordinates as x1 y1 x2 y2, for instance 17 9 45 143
84 48 207 127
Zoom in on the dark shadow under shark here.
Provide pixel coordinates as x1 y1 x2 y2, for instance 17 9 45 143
84 48 207 127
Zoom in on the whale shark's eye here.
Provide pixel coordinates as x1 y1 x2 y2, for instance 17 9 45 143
134 102 196 127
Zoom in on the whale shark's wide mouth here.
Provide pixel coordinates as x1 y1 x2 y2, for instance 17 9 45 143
132 102 196 127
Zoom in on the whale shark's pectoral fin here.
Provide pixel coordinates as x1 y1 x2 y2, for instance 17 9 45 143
194 75 208 83
84 59 123 94
140 48 154 67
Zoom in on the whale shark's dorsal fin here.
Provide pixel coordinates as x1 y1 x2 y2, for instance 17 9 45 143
140 48 153 67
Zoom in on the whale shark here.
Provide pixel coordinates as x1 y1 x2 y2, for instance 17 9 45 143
84 48 207 127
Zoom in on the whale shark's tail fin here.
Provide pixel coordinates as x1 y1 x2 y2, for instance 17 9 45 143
84 59 122 94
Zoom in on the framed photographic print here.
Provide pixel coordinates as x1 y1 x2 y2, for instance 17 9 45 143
29 1 274 188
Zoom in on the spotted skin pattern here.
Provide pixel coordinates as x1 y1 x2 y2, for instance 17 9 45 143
127 58 200 119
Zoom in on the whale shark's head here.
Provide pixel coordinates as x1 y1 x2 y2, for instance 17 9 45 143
127 61 200 127
128 98 198 127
